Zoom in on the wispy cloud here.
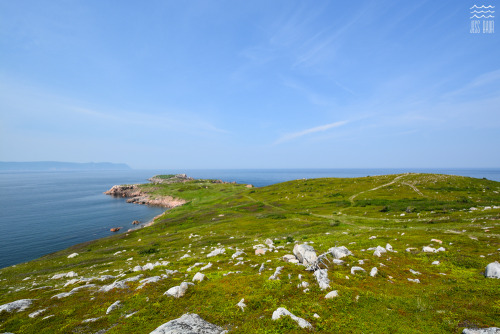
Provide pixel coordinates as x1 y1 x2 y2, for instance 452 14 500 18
274 120 348 145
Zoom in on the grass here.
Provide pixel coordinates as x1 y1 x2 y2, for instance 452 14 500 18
0 173 499 333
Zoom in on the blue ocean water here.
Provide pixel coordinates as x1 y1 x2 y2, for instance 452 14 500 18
1 168 499 268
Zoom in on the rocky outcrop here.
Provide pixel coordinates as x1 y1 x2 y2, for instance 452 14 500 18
272 307 312 329
104 184 186 208
149 313 224 334
0 299 34 313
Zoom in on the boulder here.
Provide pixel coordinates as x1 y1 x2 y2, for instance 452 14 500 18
137 276 162 289
351 266 365 275
272 307 312 329
423 246 436 253
370 267 378 277
193 272 205 282
485 261 500 278
255 248 267 255
110 227 121 232
207 248 225 258
313 269 330 290
164 282 193 298
385 244 393 252
325 290 338 299
329 246 353 259
149 313 224 334
0 299 34 313
265 238 274 247
67 253 79 259
106 301 122 314
282 254 297 262
132 220 141 225
293 244 317 265
231 251 245 259
462 328 500 334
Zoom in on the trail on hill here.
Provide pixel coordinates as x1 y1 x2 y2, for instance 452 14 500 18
349 174 408 205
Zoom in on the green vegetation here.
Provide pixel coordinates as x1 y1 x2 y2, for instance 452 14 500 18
0 173 499 333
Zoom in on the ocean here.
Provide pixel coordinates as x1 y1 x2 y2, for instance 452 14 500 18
1 168 499 268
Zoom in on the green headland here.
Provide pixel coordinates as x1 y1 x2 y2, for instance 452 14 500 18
0 173 499 333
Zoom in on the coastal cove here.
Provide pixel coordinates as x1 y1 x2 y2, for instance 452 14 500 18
1 168 499 269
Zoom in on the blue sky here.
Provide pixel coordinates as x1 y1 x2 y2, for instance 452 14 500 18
1 0 499 169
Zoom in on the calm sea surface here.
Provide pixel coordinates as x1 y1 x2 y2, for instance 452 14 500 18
1 168 499 268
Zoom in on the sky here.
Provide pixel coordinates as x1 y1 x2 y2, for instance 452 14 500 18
0 0 499 169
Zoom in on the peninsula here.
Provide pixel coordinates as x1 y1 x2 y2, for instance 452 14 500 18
0 173 499 333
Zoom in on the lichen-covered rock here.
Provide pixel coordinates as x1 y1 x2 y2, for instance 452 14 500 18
329 246 353 259
269 267 283 280
293 244 317 265
325 290 338 299
207 248 225 258
462 327 500 334
370 267 378 277
485 261 500 278
272 307 312 329
164 282 193 298
193 272 205 282
106 301 122 314
0 299 34 313
149 313 224 334
313 269 330 290
351 266 365 275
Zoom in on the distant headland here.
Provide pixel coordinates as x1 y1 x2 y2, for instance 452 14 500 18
0 161 131 171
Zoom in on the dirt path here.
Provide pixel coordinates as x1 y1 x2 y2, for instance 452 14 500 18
349 174 408 205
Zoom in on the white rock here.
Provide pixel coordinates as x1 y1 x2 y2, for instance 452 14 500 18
423 246 437 253
149 313 224 334
375 245 387 254
259 263 265 272
332 259 344 265
436 247 446 252
164 282 193 298
373 249 382 257
409 269 421 275
329 246 353 259
269 267 283 280
432 261 440 265
106 301 122 314
313 313 320 318
407 278 420 283
29 308 46 318
52 271 78 279
386 244 393 252
282 254 297 262
485 261 500 278
265 238 274 247
462 327 500 334
293 244 317 265
200 263 212 271
67 253 79 259
179 253 191 260
207 248 225 258
53 284 96 298
272 307 312 329
0 299 34 312
369 236 377 239
82 317 101 323
133 265 143 272
313 269 330 290
370 267 378 277
236 298 246 312
137 276 162 289
231 251 245 259
193 272 205 282
351 266 365 275
99 280 128 293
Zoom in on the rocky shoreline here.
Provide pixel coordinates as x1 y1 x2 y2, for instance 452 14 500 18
104 184 186 208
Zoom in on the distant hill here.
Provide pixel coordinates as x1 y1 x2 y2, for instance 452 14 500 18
0 161 132 171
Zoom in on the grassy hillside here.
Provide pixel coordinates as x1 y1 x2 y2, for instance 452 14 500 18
1 173 499 333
